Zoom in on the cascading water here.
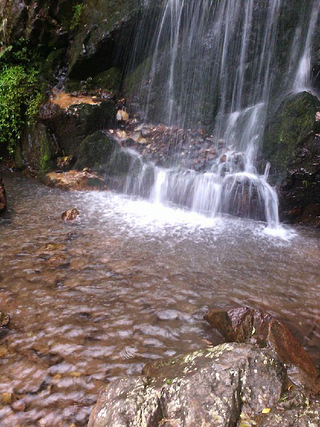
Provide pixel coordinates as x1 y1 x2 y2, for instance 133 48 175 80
116 0 320 228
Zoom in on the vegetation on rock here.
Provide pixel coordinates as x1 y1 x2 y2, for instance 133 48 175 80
0 39 43 157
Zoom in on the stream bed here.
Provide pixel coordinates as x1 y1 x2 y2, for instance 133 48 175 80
0 174 319 426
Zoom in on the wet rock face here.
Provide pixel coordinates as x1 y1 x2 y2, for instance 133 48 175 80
204 307 320 393
262 91 320 226
0 0 72 49
42 98 116 158
89 343 286 427
0 178 7 213
279 132 320 227
68 0 143 80
74 130 117 170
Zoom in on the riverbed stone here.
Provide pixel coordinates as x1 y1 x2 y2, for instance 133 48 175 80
0 311 10 327
61 208 79 221
204 307 320 393
88 343 287 427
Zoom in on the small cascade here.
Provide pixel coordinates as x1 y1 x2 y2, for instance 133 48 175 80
119 0 320 227
113 147 279 227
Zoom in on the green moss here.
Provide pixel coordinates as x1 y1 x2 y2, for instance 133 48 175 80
70 3 85 31
39 136 52 173
0 38 44 157
124 56 152 97
75 130 116 170
92 68 121 92
262 92 319 174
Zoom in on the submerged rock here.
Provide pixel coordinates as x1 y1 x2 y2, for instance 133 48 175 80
0 311 10 327
61 208 79 221
89 343 286 427
45 170 108 191
204 307 320 393
0 178 6 213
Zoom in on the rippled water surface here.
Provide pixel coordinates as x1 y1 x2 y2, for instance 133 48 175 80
0 174 319 426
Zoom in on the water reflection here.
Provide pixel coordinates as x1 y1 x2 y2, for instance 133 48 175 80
0 174 319 426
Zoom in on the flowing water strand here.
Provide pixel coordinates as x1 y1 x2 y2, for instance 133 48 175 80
293 0 320 92
121 0 319 227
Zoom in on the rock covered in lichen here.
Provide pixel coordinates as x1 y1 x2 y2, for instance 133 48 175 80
89 343 287 427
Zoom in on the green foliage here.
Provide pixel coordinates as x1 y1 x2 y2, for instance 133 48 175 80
0 39 43 156
70 3 85 30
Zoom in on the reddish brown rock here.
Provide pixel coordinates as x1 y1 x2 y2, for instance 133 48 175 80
204 307 320 393
61 208 79 221
0 178 7 213
45 170 108 191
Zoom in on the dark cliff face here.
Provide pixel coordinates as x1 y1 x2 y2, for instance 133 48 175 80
0 0 74 51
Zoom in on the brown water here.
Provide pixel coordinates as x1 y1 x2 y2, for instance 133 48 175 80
0 174 320 426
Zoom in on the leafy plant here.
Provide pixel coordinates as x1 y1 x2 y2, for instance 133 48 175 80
0 39 43 156
70 3 84 30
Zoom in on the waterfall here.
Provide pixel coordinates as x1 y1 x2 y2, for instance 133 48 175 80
118 0 320 227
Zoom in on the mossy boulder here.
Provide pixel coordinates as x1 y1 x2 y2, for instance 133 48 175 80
74 130 117 170
262 91 320 226
262 92 319 178
92 68 121 92
16 122 57 173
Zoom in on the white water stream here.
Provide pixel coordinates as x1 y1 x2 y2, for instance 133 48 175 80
123 0 320 228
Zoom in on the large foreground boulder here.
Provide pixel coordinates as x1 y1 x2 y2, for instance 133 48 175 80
89 343 287 427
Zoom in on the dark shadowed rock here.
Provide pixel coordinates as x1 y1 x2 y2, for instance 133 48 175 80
0 178 6 213
89 343 287 427
42 98 116 158
204 307 320 393
261 92 320 226
74 131 117 170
